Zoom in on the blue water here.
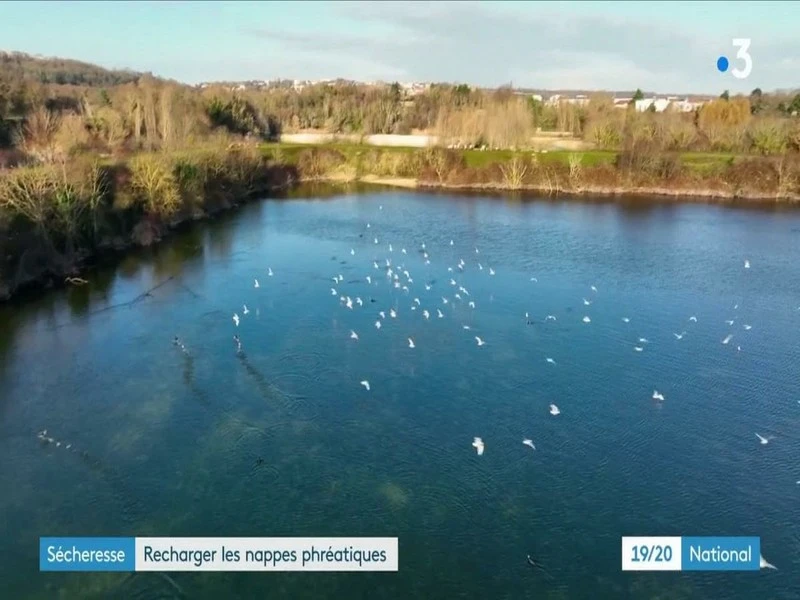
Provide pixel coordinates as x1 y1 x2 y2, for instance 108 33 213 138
1 186 799 599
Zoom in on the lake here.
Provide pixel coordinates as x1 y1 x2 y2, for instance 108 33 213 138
1 185 799 599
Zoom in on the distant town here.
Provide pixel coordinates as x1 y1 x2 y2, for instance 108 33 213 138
198 78 718 113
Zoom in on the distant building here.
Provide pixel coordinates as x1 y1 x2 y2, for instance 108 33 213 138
634 98 671 112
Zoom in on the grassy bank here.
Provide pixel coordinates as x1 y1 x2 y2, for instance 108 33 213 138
263 143 800 202
0 143 296 301
2 141 800 303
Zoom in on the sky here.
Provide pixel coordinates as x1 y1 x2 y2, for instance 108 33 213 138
1 1 799 94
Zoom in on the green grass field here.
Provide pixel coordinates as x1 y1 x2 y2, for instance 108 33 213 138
260 142 737 173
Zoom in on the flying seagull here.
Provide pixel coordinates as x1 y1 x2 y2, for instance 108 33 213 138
472 437 485 455
652 390 665 401
350 330 359 341
475 336 486 346
755 433 771 445
549 404 561 416
760 554 776 570
232 313 240 327
522 439 536 450
360 380 371 391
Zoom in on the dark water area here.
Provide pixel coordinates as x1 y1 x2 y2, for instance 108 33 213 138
1 185 799 599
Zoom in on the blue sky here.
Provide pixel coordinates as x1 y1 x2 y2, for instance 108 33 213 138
1 1 798 93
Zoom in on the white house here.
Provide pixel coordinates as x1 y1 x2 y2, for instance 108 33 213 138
634 98 671 112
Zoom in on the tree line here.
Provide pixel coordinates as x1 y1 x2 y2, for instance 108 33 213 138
1 52 800 164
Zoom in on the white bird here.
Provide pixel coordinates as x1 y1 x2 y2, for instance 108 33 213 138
478 263 484 271
401 248 407 254
546 315 557 321
522 439 536 450
442 297 449 304
759 555 776 570
356 297 363 306
374 237 379 245
390 308 397 318
591 285 598 292
388 244 393 252
549 404 561 416
638 337 649 343
437 309 444 318
375 320 381 329
475 336 486 346
755 433 770 445
423 310 430 320
366 223 370 228
462 325 471 330
242 305 249 315
379 311 386 319
725 319 734 326
450 278 457 286
475 247 479 254
232 313 240 327
360 380 371 391
413 297 421 305
622 317 630 323
408 338 415 349
489 268 496 275
744 259 750 269
582 316 591 323
546 358 556 365
689 316 697 322
447 267 453 272
450 239 454 246
366 276 372 284
634 346 644 352
652 390 665 401
583 298 592 306
468 301 476 308
425 284 432 291
350 330 359 340
346 297 353 309
254 279 260 288
673 331 686 340
743 324 752 330
472 437 485 455
421 242 426 250
455 293 462 300
722 334 733 345
337 275 344 282
373 261 379 269
530 277 538 282
267 267 273 277
350 248 355 256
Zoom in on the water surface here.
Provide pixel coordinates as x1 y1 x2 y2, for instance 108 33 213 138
1 186 799 599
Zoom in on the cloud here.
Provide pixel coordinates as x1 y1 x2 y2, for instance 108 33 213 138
245 1 799 92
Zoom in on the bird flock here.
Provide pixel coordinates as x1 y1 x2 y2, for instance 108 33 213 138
225 203 788 492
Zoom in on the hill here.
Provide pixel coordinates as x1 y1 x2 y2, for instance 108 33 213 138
0 50 142 87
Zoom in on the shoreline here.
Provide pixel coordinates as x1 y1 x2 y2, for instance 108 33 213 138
2 170 799 304
308 175 800 204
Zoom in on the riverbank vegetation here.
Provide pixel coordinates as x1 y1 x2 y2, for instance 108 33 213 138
1 50 799 300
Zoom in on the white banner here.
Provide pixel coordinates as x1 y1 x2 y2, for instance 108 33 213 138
135 537 398 571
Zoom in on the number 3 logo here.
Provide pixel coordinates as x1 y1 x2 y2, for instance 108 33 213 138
731 38 752 79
